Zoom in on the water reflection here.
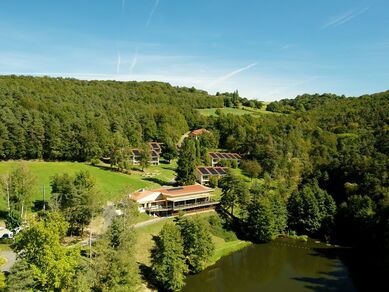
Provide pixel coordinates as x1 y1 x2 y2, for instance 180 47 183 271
182 239 356 292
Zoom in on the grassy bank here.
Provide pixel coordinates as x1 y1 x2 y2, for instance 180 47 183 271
134 211 250 268
208 237 251 267
0 160 177 211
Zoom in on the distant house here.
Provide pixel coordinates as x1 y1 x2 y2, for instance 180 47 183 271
195 166 228 185
131 142 162 166
150 142 163 154
190 128 210 138
129 185 218 215
208 152 241 167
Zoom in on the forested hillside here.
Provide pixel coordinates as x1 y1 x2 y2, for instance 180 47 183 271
0 75 388 289
0 75 222 161
213 91 388 288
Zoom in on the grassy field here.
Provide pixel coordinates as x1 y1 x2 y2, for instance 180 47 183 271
0 160 177 211
134 211 250 268
197 105 276 117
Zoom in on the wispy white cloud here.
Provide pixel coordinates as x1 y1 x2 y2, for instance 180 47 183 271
280 43 297 50
322 6 370 29
208 62 257 88
116 50 121 74
129 47 139 74
146 0 160 28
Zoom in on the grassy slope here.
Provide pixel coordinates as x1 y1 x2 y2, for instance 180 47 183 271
134 211 250 268
198 105 275 117
0 160 177 211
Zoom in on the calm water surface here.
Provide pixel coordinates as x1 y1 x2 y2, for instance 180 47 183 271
183 238 356 292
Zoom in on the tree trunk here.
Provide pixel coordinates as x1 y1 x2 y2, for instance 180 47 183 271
6 179 10 210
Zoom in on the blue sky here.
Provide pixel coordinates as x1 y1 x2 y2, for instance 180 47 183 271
0 0 388 100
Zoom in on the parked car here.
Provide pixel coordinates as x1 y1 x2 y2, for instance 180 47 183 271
0 228 13 239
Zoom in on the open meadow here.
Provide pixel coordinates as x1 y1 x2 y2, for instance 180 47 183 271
197 105 275 117
0 160 177 211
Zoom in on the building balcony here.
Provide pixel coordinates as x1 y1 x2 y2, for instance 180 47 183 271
144 199 219 212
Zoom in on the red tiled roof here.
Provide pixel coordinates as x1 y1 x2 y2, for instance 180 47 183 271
131 184 213 200
190 128 209 136
130 189 156 201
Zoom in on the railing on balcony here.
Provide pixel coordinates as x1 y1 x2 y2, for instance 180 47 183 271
145 199 219 212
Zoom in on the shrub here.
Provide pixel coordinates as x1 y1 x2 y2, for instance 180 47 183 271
6 209 22 230
209 176 219 188
208 214 237 242
90 158 101 166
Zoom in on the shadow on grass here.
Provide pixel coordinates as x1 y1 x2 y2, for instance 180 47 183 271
138 263 160 291
32 200 50 212
89 164 117 172
0 210 8 220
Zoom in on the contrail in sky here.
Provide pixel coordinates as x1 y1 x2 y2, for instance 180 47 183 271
129 47 139 74
146 0 160 28
322 6 370 29
121 0 125 12
208 63 257 87
116 51 121 74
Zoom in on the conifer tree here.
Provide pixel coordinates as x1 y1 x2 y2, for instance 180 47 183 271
176 138 196 185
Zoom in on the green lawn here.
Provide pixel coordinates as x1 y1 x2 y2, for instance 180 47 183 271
197 106 276 117
0 160 177 211
134 211 250 268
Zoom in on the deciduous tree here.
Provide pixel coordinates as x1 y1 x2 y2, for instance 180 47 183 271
175 216 215 272
151 222 188 291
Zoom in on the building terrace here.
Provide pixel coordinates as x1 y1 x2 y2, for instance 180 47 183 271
129 184 219 215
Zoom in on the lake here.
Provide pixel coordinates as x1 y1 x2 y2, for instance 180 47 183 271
183 238 356 292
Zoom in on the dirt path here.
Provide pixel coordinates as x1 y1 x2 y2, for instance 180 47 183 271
177 131 190 148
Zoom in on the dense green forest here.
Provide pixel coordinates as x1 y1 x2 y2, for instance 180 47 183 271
0 76 388 290
0 75 223 161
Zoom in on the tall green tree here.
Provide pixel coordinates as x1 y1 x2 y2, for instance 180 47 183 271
139 143 151 171
0 164 36 218
151 222 188 291
287 182 335 235
176 138 196 185
51 171 99 235
175 216 215 273
246 196 275 242
92 215 140 291
220 171 249 216
13 212 79 291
